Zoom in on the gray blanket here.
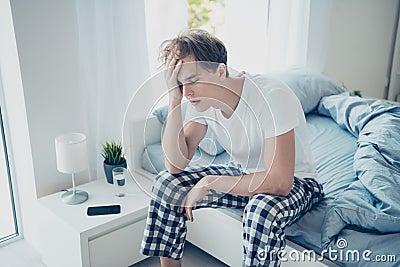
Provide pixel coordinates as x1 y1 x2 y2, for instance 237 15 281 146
317 93 400 249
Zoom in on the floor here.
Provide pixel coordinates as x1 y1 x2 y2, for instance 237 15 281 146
0 238 227 267
130 242 228 267
0 239 46 267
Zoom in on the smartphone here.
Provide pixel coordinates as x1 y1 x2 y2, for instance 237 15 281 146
87 204 121 216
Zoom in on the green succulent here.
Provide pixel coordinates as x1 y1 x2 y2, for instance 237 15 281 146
341 82 362 97
352 90 362 97
101 141 126 165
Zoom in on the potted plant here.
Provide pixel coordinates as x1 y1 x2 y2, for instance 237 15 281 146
101 140 127 184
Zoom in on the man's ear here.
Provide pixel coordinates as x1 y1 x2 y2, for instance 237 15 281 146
217 63 227 80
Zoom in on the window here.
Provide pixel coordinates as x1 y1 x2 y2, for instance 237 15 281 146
187 0 269 73
188 0 225 35
147 1 307 75
0 78 19 244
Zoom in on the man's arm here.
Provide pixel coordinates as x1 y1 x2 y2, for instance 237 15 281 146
161 56 208 174
181 129 295 221
207 129 295 196
162 100 207 174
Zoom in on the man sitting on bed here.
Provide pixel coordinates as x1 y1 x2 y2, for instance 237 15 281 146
140 28 324 267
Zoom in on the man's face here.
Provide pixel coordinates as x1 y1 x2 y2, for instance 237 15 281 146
177 56 223 112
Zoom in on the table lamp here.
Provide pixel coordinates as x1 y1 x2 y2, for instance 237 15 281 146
55 133 89 205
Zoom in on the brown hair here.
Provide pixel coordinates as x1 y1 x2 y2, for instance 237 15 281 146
160 29 229 77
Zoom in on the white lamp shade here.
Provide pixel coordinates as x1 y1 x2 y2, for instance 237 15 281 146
55 133 88 173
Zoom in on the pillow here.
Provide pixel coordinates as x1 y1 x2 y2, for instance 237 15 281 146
152 103 225 156
270 68 345 114
141 143 165 174
141 142 232 174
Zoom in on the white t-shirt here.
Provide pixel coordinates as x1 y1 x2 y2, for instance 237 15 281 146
184 72 317 179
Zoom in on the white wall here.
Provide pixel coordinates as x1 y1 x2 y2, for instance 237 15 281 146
323 0 399 99
10 0 89 198
388 12 400 101
11 0 149 199
5 0 149 258
307 0 333 72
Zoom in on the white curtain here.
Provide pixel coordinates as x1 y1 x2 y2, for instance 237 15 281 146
265 0 311 72
218 0 269 74
218 0 310 74
75 0 149 180
145 0 188 76
145 0 311 75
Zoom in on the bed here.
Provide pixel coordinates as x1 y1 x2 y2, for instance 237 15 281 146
123 69 400 266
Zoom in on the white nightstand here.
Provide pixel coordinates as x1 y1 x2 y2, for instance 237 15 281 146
38 172 153 267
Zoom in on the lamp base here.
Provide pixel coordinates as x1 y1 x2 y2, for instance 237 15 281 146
61 190 88 205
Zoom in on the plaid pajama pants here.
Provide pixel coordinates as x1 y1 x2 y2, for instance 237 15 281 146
140 164 324 267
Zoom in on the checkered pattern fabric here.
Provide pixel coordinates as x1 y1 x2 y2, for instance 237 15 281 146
242 178 323 266
140 164 324 266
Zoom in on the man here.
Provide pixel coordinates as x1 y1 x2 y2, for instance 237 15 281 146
140 29 323 267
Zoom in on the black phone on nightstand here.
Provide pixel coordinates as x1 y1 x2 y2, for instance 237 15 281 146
87 204 121 216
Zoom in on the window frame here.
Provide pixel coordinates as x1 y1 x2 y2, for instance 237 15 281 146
0 73 21 245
